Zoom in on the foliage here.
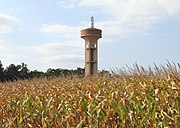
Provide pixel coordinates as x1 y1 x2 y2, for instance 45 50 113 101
0 61 85 82
0 63 179 127
0 61 5 82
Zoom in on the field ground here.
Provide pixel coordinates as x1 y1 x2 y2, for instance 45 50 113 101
0 64 180 127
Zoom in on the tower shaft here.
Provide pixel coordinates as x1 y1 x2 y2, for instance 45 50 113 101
85 38 98 75
81 28 102 76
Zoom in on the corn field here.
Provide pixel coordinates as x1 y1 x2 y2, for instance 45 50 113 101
0 63 179 128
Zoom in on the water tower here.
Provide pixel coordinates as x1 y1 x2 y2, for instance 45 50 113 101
81 17 102 76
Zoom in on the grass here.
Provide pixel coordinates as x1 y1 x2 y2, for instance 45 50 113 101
0 63 179 127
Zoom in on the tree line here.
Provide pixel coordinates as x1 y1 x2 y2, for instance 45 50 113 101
0 61 85 82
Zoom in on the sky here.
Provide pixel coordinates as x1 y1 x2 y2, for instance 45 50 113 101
0 0 180 71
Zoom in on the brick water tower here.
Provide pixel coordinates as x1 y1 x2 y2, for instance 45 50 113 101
81 17 102 76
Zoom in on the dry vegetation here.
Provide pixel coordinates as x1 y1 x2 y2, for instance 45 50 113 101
0 63 179 128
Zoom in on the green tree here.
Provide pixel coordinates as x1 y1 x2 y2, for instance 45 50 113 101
19 63 29 79
5 64 20 81
73 67 85 75
0 61 5 82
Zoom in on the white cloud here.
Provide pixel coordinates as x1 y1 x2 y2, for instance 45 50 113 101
40 24 84 53
0 13 18 33
58 0 180 37
25 41 84 69
41 24 81 34
58 0 84 9
30 42 82 53
41 54 83 63
0 40 25 67
40 54 83 69
0 13 18 24
79 0 180 17
45 0 180 38
59 0 77 9
0 25 13 33
158 0 180 16
0 40 80 70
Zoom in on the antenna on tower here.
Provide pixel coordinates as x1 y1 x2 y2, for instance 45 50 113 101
91 16 94 28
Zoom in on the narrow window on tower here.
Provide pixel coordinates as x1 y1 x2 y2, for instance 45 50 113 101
91 44 96 48
91 49 94 61
94 44 96 48
86 43 89 49
91 63 94 74
91 44 94 48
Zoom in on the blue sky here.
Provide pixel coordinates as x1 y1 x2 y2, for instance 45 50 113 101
0 0 180 71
